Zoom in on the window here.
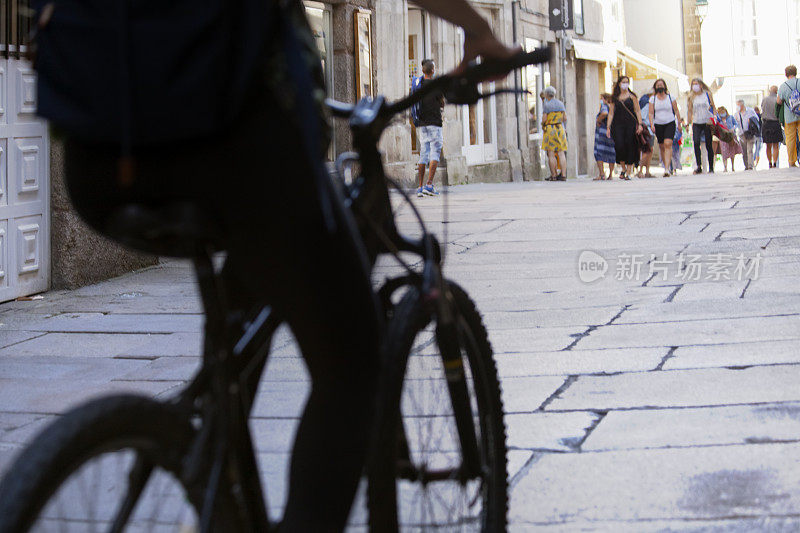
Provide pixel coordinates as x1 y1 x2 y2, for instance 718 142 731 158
735 0 759 56
305 2 334 159
0 0 32 57
304 4 332 93
792 0 800 55
354 11 373 99
574 0 584 35
736 92 761 109
524 38 551 140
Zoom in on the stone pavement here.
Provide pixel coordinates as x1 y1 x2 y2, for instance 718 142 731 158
2 168 800 530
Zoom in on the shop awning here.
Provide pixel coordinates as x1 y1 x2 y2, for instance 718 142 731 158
572 38 617 64
617 46 690 92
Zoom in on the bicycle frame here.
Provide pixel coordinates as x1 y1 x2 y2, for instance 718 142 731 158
151 97 483 532
148 49 552 530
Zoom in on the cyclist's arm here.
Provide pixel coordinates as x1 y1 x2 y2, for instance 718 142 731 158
409 0 518 74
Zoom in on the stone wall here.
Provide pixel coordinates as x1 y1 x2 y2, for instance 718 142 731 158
49 140 157 290
682 0 703 79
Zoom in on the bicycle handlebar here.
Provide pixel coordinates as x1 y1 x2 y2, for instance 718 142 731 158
326 47 551 119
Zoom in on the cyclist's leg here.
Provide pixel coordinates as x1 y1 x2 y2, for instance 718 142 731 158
63 88 381 532
214 96 381 530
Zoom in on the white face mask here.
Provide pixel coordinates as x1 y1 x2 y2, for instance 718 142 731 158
692 84 701 93
620 82 629 91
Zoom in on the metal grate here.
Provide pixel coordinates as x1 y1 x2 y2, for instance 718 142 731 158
1 0 33 59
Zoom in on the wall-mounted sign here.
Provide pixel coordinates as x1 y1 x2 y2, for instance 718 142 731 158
549 0 574 32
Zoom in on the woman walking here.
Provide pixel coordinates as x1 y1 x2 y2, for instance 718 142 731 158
761 86 782 168
607 76 643 180
687 78 716 174
715 106 741 172
594 93 616 180
648 79 682 177
541 86 568 181
753 106 763 168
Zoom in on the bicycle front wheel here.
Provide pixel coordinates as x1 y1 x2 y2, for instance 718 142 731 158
369 281 508 531
0 394 235 532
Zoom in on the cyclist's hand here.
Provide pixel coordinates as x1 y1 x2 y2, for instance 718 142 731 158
453 29 520 80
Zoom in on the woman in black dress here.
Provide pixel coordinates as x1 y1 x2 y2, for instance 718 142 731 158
606 76 644 180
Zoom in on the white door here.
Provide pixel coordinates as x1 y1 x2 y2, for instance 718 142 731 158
461 80 498 165
0 56 49 302
457 19 498 166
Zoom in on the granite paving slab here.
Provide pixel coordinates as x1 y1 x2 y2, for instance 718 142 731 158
582 402 800 452
547 365 800 411
511 442 800 525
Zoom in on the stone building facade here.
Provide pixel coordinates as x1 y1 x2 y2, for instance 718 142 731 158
363 0 625 184
682 0 704 79
6 0 634 300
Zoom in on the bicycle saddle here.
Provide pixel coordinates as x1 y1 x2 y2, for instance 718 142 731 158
105 202 223 258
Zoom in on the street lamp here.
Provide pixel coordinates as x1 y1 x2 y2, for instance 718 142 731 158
695 0 709 26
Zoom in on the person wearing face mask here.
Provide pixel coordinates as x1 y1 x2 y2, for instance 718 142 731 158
735 99 760 170
594 93 617 180
715 106 740 172
648 79 682 177
606 76 643 180
687 78 717 174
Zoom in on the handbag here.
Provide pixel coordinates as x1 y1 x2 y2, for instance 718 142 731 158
710 117 735 143
618 96 651 152
744 116 760 139
637 127 653 153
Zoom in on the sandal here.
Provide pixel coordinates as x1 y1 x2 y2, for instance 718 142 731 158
593 176 603 181
662 172 670 177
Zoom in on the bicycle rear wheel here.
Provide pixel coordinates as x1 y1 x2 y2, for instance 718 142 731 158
0 394 236 532
369 281 508 531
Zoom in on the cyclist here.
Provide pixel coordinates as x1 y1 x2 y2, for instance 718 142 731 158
49 0 517 529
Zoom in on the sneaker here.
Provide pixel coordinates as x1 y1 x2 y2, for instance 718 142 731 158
416 187 424 197
422 184 439 196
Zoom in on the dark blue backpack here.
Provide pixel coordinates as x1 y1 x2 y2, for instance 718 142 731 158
31 0 269 145
410 75 423 127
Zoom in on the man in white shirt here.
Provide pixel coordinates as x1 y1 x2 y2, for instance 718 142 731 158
735 99 760 170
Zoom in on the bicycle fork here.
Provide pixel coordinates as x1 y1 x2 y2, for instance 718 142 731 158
433 288 483 481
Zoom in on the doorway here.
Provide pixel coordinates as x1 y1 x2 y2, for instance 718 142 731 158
408 8 430 153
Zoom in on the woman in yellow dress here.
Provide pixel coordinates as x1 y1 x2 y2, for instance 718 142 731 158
541 86 568 181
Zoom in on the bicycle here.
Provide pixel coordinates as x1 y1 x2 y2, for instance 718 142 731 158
0 47 549 532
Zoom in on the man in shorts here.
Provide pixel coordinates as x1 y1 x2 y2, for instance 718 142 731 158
416 59 445 197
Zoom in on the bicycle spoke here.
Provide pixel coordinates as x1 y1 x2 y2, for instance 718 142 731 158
110 455 153 533
29 450 198 532
386 287 505 531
